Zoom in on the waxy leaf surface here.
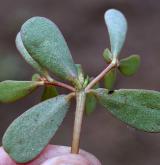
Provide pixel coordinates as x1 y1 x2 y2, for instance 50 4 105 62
119 55 140 76
20 17 78 84
94 88 160 132
0 81 41 103
16 33 47 76
104 9 127 57
2 95 70 163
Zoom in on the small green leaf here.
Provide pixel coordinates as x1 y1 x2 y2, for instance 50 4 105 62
2 95 70 163
20 17 79 85
75 64 84 85
85 93 96 115
41 86 58 101
31 73 41 81
118 55 140 76
83 76 89 88
85 78 98 115
0 81 42 103
104 68 116 90
103 48 113 63
104 9 127 57
16 33 48 76
93 88 160 132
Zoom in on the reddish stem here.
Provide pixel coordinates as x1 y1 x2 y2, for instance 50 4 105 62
85 61 117 91
44 80 75 92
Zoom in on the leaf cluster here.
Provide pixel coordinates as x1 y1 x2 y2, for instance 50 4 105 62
0 9 160 163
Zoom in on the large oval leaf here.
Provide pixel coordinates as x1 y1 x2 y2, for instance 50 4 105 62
20 17 79 85
0 80 42 103
16 33 48 76
2 95 70 163
104 9 127 57
93 88 160 132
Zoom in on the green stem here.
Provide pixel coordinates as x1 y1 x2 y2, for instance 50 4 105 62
71 91 86 154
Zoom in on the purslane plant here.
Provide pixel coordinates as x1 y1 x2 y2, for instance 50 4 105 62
1 9 160 163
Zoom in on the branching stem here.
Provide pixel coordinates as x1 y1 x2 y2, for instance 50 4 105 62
44 80 75 92
85 61 117 91
43 60 117 154
70 60 117 154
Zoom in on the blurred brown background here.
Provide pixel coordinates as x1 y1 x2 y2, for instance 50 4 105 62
0 0 160 164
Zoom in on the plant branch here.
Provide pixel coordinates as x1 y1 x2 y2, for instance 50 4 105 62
44 80 75 92
85 61 117 91
71 91 86 154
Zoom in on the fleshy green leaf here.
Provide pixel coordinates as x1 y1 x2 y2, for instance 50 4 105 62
2 95 70 163
85 93 97 115
104 9 127 57
104 68 116 90
41 86 58 101
31 73 41 81
93 88 160 132
85 78 99 115
118 55 140 76
103 48 113 63
16 33 48 76
20 17 79 85
0 81 42 103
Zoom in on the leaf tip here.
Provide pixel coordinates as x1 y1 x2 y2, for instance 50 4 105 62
104 8 128 57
